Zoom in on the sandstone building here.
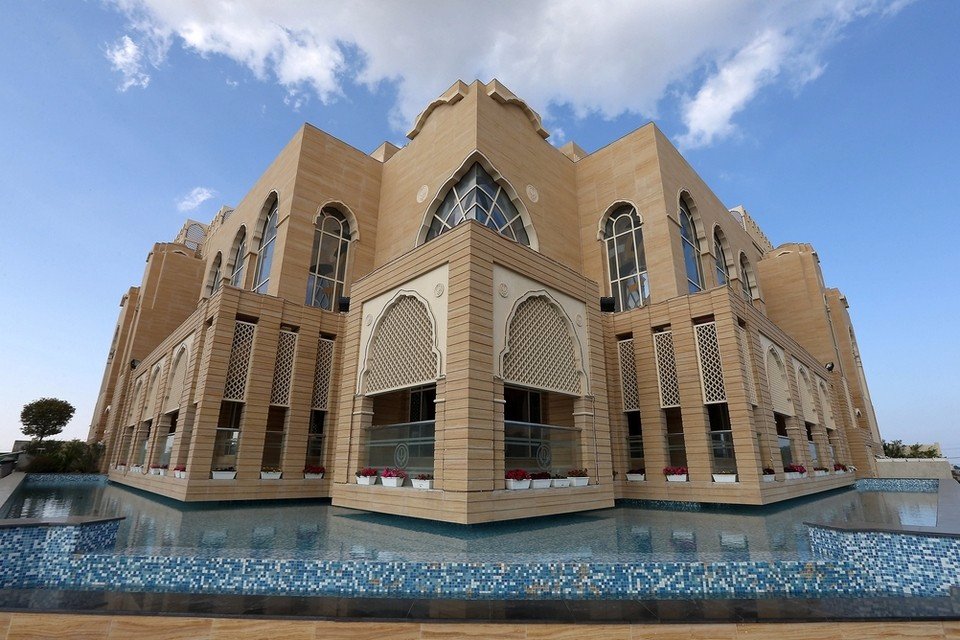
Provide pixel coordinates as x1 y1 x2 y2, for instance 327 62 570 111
87 80 882 523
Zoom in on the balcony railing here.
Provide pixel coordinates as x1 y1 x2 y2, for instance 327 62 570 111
366 420 435 474
504 421 579 473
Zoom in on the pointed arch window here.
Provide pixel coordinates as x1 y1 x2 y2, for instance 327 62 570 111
230 228 247 288
306 207 351 311
714 229 730 286
253 201 279 294
679 201 703 293
208 253 223 296
425 163 530 245
740 254 756 300
603 205 649 311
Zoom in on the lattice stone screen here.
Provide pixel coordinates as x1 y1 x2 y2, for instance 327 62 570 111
737 326 758 406
502 295 582 396
223 321 256 401
764 344 793 416
818 378 836 429
127 378 144 426
617 338 639 412
270 330 298 406
694 322 726 404
365 295 439 395
653 331 680 408
312 338 334 410
162 347 188 414
795 362 818 424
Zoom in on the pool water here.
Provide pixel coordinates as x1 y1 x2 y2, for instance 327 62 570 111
0 482 937 563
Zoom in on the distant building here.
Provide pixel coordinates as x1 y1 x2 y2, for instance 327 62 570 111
88 80 882 523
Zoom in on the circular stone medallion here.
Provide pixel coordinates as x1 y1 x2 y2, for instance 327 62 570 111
526 184 539 203
416 185 429 203
498 283 509 298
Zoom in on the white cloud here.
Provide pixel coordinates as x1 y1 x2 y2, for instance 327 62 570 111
105 35 151 91
104 0 909 147
176 187 216 212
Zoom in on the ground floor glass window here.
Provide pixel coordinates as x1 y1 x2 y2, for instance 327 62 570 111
213 401 243 470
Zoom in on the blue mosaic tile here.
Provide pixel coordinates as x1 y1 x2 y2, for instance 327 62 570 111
856 478 938 493
23 473 108 487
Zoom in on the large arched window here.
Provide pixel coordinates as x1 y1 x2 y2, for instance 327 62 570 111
306 207 351 311
230 228 247 288
253 200 279 294
739 253 756 300
208 252 223 296
679 200 703 293
714 228 730 286
425 163 530 245
603 205 649 311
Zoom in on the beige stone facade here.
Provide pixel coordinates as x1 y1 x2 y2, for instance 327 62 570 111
88 80 881 522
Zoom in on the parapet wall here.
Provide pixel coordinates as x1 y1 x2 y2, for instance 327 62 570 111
876 458 954 480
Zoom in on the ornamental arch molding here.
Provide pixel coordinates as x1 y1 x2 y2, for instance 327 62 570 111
499 292 586 396
360 291 442 396
315 200 360 242
415 150 539 250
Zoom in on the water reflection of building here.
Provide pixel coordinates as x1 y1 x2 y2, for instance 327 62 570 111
88 80 882 523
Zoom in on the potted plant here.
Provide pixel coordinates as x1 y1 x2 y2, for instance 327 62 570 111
412 473 434 489
567 468 589 487
762 468 776 482
356 467 379 485
813 466 829 477
116 461 127 472
149 464 162 476
212 466 236 480
381 467 407 487
130 463 144 474
174 464 186 479
260 466 282 480
712 471 737 483
550 473 570 488
833 463 848 474
531 471 552 489
304 465 325 479
783 464 806 480
664 466 688 482
626 468 646 482
505 469 531 490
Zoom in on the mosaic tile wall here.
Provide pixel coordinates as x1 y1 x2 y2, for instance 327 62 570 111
856 478 939 493
23 473 108 487
1 478 956 600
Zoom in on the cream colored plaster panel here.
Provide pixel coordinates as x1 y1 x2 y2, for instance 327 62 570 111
357 264 449 395
492 264 589 396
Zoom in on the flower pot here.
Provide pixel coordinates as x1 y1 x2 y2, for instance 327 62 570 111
568 476 589 487
626 473 645 482
814 470 828 477
712 473 737 483
381 476 405 487
149 468 160 476
260 471 282 480
506 479 530 490
412 479 433 490
762 475 776 483
116 465 126 472
666 474 688 482
356 475 378 485
130 465 143 474
211 471 236 480
157 469 167 477
551 478 570 488
784 471 802 480
304 473 324 480
531 478 552 489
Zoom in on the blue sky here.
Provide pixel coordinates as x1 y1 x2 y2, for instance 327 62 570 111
0 1 956 461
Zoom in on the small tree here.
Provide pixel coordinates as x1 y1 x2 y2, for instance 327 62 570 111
20 398 75 445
